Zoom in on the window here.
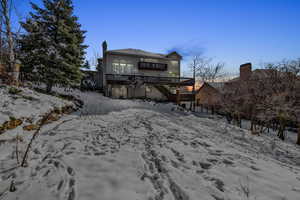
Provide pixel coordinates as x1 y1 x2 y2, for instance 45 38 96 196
138 62 167 71
111 59 135 74
127 64 134 74
120 63 126 74
112 63 119 73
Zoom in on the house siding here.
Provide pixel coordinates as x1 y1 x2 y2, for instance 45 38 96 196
97 43 194 101
106 54 180 77
103 52 180 101
110 84 167 101
196 83 222 106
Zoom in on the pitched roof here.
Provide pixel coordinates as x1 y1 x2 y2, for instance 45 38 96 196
252 69 278 78
207 82 225 90
106 48 180 59
166 51 182 59
197 82 224 93
226 69 283 82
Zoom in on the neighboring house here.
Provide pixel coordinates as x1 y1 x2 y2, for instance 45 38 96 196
195 82 224 108
224 63 252 86
98 41 194 101
223 63 300 119
224 62 290 89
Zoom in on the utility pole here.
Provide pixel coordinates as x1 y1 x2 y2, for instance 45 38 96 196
192 59 196 93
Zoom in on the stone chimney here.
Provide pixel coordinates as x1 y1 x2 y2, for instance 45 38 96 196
101 41 108 93
240 63 252 80
102 40 107 56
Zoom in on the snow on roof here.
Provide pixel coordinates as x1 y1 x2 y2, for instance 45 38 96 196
106 48 173 59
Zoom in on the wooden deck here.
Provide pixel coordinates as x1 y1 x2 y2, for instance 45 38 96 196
106 74 195 86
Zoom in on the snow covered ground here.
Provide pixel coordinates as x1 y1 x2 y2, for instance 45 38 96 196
1 89 300 200
0 85 75 126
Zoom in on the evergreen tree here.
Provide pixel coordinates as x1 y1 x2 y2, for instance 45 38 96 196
19 0 87 92
82 60 91 69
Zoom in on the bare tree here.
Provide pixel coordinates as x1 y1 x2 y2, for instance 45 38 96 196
220 58 300 143
89 50 101 70
262 59 300 141
0 0 18 84
189 55 198 92
189 55 225 83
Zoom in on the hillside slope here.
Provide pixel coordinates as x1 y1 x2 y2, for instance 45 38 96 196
1 91 300 200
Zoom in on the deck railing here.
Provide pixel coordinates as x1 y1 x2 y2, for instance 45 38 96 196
106 74 194 86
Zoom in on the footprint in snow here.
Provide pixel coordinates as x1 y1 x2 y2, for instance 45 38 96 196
199 162 212 170
222 159 235 166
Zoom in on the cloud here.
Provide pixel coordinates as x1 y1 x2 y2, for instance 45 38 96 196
165 40 205 59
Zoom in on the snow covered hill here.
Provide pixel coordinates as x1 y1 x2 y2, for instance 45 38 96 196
0 85 75 127
1 90 300 200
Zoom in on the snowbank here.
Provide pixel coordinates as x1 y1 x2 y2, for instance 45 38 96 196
0 85 75 132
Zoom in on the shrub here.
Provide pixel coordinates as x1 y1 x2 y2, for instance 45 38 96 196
9 116 17 121
22 95 37 101
8 87 22 95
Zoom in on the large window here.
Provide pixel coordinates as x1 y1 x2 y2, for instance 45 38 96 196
111 60 135 74
138 62 167 71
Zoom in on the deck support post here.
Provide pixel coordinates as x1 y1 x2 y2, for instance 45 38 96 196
176 88 180 105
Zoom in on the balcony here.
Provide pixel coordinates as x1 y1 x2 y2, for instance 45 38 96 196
105 74 195 86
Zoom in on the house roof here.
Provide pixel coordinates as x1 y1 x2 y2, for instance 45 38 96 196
207 82 225 90
227 68 283 83
166 51 182 59
197 82 224 93
252 69 278 78
106 48 181 60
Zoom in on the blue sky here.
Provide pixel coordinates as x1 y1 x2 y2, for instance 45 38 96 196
17 0 300 75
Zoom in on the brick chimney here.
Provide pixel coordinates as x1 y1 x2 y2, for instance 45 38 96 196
102 40 107 57
240 63 252 80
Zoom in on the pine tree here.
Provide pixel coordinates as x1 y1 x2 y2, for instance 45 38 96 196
82 60 91 69
19 0 87 93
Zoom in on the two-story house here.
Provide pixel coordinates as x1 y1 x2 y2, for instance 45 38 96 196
98 41 194 102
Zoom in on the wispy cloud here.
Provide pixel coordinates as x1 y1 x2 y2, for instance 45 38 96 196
165 40 205 59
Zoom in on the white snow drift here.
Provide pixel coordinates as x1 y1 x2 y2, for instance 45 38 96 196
0 86 74 126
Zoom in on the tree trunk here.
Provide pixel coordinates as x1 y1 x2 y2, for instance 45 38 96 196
278 129 285 140
46 83 53 93
277 117 286 141
277 124 285 141
1 0 17 85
